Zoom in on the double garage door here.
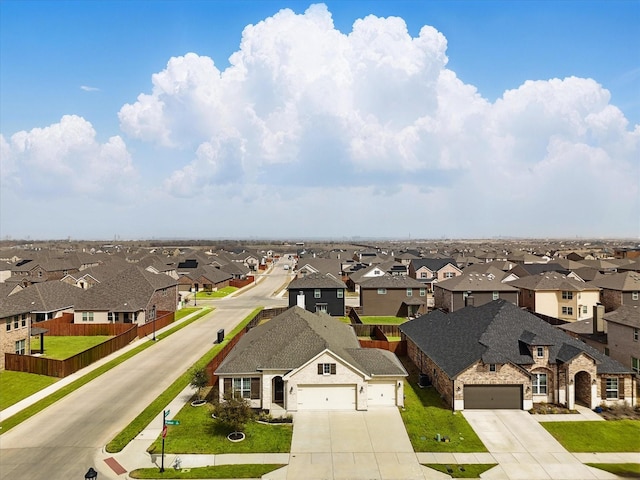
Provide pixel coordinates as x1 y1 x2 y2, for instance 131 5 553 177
464 385 522 409
297 385 356 410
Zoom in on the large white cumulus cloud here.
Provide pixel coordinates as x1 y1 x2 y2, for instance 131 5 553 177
118 3 638 227
1 115 136 197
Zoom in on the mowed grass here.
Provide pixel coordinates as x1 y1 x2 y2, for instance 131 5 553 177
399 357 486 453
195 287 238 299
423 464 496 478
147 403 292 454
31 336 111 359
0 371 59 410
359 316 406 325
586 463 640 477
542 420 640 452
130 464 285 479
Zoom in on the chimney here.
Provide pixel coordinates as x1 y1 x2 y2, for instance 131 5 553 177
592 304 606 334
465 293 474 307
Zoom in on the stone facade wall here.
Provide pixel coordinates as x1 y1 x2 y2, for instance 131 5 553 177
600 289 623 312
456 362 531 406
406 338 454 407
1 314 30 370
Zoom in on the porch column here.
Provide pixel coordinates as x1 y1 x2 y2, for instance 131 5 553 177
567 381 574 410
590 381 598 409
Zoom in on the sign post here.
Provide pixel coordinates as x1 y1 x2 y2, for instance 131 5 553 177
160 409 168 472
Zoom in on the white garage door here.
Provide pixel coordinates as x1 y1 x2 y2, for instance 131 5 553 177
367 382 396 406
297 385 356 410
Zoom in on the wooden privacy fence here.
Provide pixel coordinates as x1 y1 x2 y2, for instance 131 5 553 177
230 276 254 288
350 324 402 338
137 311 174 337
358 339 407 355
5 326 138 377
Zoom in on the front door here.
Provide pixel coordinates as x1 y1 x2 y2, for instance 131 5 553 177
273 376 284 404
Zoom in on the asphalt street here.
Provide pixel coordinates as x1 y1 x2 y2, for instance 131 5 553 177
0 265 291 480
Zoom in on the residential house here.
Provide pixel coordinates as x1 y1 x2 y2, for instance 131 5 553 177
433 271 519 312
408 258 461 309
359 275 427 317
295 258 342 279
73 266 178 324
602 305 640 375
508 273 601 322
215 307 407 414
400 300 635 411
590 272 640 312
287 273 347 316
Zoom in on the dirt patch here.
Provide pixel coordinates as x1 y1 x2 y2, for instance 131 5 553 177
529 403 577 415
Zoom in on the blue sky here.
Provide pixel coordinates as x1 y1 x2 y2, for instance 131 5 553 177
1 1 638 240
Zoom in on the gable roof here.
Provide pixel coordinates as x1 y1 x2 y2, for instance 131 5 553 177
288 273 346 290
590 271 640 292
400 300 631 378
508 273 599 292
215 306 406 378
410 257 457 273
603 305 640 329
434 271 517 292
0 281 81 317
359 274 424 289
74 266 176 312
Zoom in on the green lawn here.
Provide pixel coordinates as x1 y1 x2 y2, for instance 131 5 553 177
147 403 292 454
542 420 640 452
0 371 59 410
175 308 199 320
31 336 112 359
400 358 486 453
423 464 496 478
195 287 238 299
0 307 212 434
586 463 640 478
130 464 285 479
359 316 406 325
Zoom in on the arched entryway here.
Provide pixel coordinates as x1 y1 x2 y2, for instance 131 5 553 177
272 376 284 406
574 371 592 407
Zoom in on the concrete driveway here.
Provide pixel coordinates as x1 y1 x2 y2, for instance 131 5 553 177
462 410 617 480
276 409 436 480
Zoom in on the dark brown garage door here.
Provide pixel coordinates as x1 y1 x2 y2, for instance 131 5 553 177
464 385 522 409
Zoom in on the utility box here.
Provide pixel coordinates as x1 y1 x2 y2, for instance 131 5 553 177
217 329 224 344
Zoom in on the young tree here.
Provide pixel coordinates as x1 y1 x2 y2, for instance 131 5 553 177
189 367 208 403
216 390 253 439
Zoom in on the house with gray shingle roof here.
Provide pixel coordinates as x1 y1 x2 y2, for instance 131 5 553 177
590 271 640 312
400 300 635 411
215 307 407 414
287 273 347 316
433 271 519 312
73 266 178 325
359 274 427 317
508 273 601 322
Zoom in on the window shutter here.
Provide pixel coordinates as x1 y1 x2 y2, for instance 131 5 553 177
601 378 607 400
318 364 323 375
330 363 336 375
224 378 232 394
619 378 625 400
251 377 260 399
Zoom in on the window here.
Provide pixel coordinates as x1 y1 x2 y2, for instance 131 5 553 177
632 357 639 374
632 291 639 301
489 364 496 372
604 347 610 356
21 314 27 327
536 347 544 358
562 291 573 300
406 288 413 297
606 378 618 399
15 339 26 355
318 363 336 375
582 305 588 314
421 272 427 279
233 378 251 398
377 288 387 295
337 289 343 299
419 288 426 297
492 292 499 300
562 306 573 316
635 328 639 341
314 289 321 299
108 312 117 323
6 319 10 331
13 316 19 329
444 272 455 278
532 373 547 394
82 312 94 322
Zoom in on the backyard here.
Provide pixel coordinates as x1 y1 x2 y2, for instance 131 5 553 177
359 316 406 325
0 370 59 410
31 335 112 359
195 287 238 299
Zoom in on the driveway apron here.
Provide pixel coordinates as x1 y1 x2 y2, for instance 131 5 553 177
462 410 618 480
284 409 432 480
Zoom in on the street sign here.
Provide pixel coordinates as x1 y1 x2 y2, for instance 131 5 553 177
164 409 170 417
162 425 167 438
165 420 180 425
